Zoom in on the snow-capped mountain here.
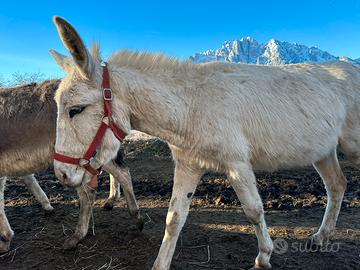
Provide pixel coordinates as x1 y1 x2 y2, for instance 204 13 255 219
339 56 360 65
190 37 358 65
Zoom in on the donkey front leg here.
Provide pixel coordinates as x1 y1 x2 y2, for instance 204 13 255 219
63 185 95 250
103 162 143 231
311 148 347 246
21 174 54 212
103 174 121 210
228 162 273 270
0 177 14 253
103 150 124 210
152 162 203 270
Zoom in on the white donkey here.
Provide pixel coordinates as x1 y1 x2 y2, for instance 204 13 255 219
0 81 142 253
51 16 359 270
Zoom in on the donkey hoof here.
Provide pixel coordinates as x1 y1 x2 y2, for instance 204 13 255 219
126 217 144 235
307 233 326 250
249 260 272 270
135 217 144 232
0 235 12 254
43 204 55 212
0 236 10 254
0 242 10 254
103 200 114 211
63 235 81 250
249 265 272 270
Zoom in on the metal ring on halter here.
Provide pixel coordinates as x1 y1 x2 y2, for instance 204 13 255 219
102 116 109 125
79 158 90 167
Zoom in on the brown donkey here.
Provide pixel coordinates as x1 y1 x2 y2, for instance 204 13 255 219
0 80 142 252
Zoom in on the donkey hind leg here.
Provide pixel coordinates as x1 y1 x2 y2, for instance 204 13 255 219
152 162 203 270
63 185 96 250
21 174 54 211
0 177 13 253
311 148 347 246
228 162 273 270
104 162 143 231
103 174 121 210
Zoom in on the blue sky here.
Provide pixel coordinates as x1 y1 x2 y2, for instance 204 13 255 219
0 0 359 79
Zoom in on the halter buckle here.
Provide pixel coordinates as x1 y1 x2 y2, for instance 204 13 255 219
103 88 112 100
89 157 102 170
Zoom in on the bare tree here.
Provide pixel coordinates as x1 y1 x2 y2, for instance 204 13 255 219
10 71 45 86
0 74 7 87
0 71 54 87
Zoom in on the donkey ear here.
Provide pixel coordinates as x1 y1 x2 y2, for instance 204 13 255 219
53 16 94 78
49 49 73 72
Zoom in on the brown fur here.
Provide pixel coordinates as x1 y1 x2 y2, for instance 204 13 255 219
0 80 60 176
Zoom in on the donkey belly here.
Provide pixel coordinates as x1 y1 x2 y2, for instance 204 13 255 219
241 103 346 171
0 143 54 177
0 118 56 176
249 126 341 172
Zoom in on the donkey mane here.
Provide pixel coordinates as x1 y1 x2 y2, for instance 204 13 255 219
67 43 257 84
108 50 197 73
90 42 195 72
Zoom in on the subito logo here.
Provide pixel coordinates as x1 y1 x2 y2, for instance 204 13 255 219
273 238 288 255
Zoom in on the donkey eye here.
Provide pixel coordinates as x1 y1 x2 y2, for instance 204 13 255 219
69 107 86 118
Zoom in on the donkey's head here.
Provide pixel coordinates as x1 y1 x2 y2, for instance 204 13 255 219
50 17 129 187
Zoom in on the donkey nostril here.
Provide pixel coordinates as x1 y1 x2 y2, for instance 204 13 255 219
59 170 69 183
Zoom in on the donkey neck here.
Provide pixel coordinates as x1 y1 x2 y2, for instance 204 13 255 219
111 68 195 148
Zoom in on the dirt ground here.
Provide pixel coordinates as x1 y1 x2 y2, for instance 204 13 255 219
1 138 360 270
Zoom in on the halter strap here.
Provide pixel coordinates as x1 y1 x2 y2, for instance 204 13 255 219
54 63 126 188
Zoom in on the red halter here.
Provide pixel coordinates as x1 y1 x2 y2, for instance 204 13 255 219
53 63 126 187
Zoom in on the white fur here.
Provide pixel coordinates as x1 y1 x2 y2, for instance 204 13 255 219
52 17 360 269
